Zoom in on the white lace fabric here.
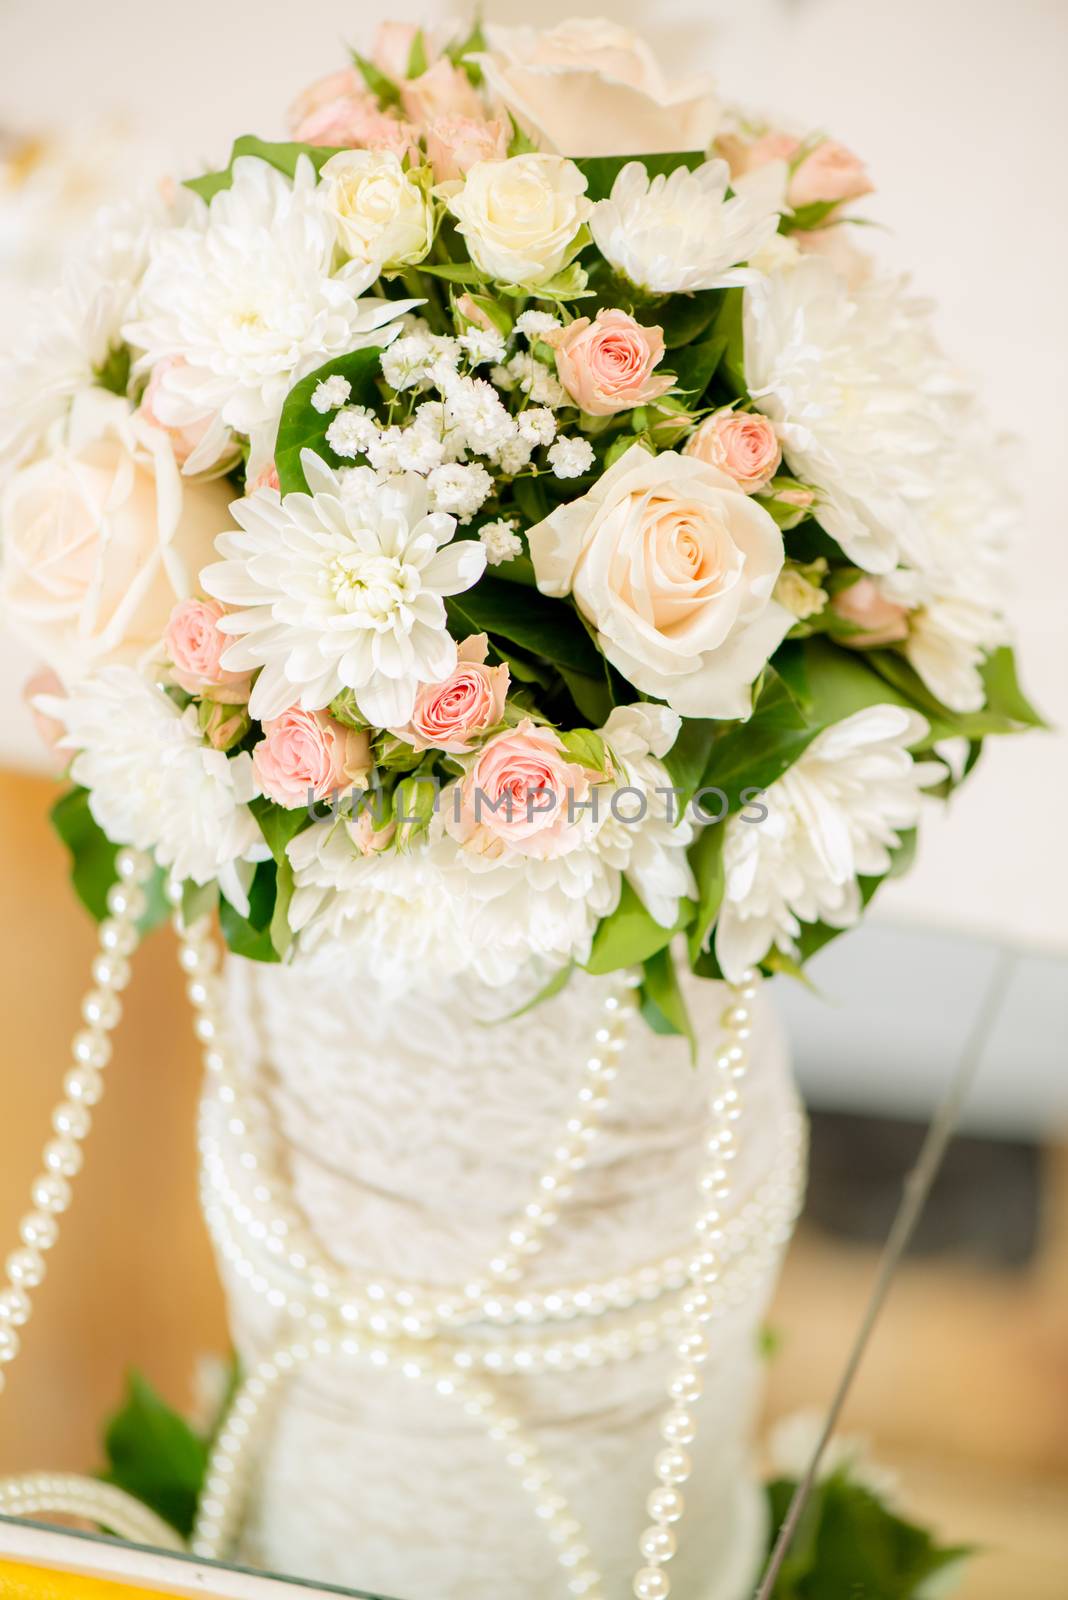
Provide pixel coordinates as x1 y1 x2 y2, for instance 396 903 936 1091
210 955 802 1600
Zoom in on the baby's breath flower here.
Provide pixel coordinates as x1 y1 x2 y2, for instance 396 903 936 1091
479 518 524 565
516 310 562 339
311 374 352 413
548 436 595 478
427 461 495 522
325 405 378 460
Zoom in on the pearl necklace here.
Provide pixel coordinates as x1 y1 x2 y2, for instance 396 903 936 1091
0 1472 183 1551
176 890 801 1600
0 848 152 1400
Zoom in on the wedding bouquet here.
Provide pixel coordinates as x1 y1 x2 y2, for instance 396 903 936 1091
0 16 1039 1025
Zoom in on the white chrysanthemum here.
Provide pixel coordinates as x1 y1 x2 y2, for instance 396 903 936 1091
881 572 1010 713
0 194 168 473
595 704 696 927
590 159 781 295
202 452 486 726
288 823 473 986
714 704 941 981
40 666 267 909
124 157 414 441
744 258 970 573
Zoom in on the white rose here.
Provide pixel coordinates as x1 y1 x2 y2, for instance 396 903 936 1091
471 20 719 158
528 444 792 719
318 150 433 273
590 160 783 296
0 389 230 685
447 154 592 288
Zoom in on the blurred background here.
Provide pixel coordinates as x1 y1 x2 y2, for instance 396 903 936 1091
1 1 1066 1595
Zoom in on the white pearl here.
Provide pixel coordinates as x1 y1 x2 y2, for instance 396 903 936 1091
81 990 121 1030
6 1247 45 1289
71 1029 112 1068
19 1212 58 1252
91 953 131 992
0 1326 21 1364
654 1447 691 1485
633 1567 670 1599
106 883 146 921
64 1066 104 1107
647 1486 684 1523
660 1409 696 1446
639 1523 677 1563
0 1287 32 1326
31 1174 71 1215
99 919 138 956
43 1137 82 1178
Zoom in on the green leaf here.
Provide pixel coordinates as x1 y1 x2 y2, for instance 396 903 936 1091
714 287 747 396
641 290 722 350
219 861 279 962
446 17 488 85
506 116 539 158
406 29 428 79
275 347 384 495
585 879 694 976
864 647 1044 743
181 879 218 927
560 728 609 772
687 823 726 968
575 150 705 203
663 718 719 811
665 333 727 400
351 50 402 108
445 577 604 677
559 666 614 725
183 134 343 203
419 260 488 285
763 1470 972 1599
100 1371 208 1538
641 945 696 1062
50 787 168 936
93 343 131 398
249 798 312 961
781 198 842 234
460 293 514 337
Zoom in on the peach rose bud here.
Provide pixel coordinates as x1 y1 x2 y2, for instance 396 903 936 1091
401 59 483 127
719 129 800 178
165 598 252 701
253 707 372 809
684 410 781 493
789 140 873 209
548 309 673 417
138 357 213 467
393 634 509 754
288 68 375 138
446 719 603 860
24 669 66 769
425 114 509 182
832 578 910 647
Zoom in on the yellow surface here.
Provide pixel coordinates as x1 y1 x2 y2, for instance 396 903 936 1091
0 1561 179 1599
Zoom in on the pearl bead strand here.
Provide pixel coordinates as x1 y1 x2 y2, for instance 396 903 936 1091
0 1472 184 1550
0 848 151 1400
630 972 759 1600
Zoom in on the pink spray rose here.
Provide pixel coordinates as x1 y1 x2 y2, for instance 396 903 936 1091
394 635 509 753
253 707 372 809
425 115 510 182
832 579 910 647
789 140 873 209
138 358 215 468
249 461 281 493
165 598 252 700
401 59 483 126
547 310 673 416
24 669 66 768
720 130 872 212
288 68 374 138
446 720 605 860
684 410 782 493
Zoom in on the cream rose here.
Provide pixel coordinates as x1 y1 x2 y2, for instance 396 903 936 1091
0 390 231 686
318 149 433 273
472 20 719 158
528 444 792 719
447 154 592 287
